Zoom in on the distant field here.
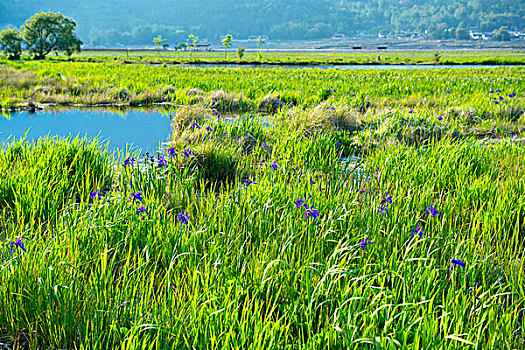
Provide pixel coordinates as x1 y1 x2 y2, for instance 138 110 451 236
11 49 525 65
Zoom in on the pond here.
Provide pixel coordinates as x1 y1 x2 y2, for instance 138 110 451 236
0 108 172 155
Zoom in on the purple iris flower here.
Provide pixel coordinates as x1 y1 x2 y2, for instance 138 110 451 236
409 109 414 114
496 89 501 93
205 126 213 132
329 107 336 111
90 190 103 200
450 259 465 270
380 193 392 206
136 205 149 216
129 191 143 202
425 204 439 216
446 90 451 94
304 207 319 220
158 157 168 167
438 116 443 121
177 210 190 225
182 149 194 158
192 122 201 129
124 156 135 166
499 96 504 101
270 161 278 170
10 238 26 254
294 199 305 208
494 101 499 104
245 179 257 185
489 89 494 94
411 225 423 238
509 93 516 98
289 102 294 107
378 206 389 216
360 237 374 250
167 148 177 158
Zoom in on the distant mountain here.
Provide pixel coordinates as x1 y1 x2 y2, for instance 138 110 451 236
1 0 524 45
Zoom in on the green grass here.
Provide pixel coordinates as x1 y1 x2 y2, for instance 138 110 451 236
0 60 525 348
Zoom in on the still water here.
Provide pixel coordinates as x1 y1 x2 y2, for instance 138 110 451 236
0 108 172 154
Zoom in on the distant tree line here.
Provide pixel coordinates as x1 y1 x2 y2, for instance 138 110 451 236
1 0 524 45
0 11 81 60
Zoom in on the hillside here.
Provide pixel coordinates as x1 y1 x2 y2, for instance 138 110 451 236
1 0 524 45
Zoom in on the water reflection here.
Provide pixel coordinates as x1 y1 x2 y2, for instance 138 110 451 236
0 108 172 154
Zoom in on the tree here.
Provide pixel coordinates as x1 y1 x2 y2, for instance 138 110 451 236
256 36 266 61
186 34 198 60
493 26 511 41
0 27 22 60
222 34 232 60
455 22 469 41
153 34 167 59
237 46 245 60
22 11 82 59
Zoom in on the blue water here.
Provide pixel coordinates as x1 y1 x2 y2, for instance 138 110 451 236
0 109 172 154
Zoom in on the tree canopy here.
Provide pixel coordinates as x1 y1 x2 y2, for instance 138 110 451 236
22 11 82 59
0 27 22 59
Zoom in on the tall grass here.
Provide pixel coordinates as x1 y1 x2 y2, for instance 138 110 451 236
1 114 524 348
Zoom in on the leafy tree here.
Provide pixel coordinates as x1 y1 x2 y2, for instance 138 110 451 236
186 34 198 60
237 46 245 60
256 36 266 61
221 34 232 60
153 34 167 58
22 11 82 59
0 27 22 60
493 26 511 41
455 22 469 40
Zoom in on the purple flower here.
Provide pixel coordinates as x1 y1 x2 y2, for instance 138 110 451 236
136 205 149 216
411 225 423 238
158 156 168 167
90 190 103 200
129 191 143 202
494 101 499 104
378 206 389 216
10 238 26 254
304 207 319 220
380 193 392 206
496 89 501 93
124 156 135 166
192 122 201 129
270 161 278 170
205 126 213 132
289 102 294 107
438 116 443 121
329 107 336 111
167 147 177 158
450 259 465 270
360 237 374 250
425 204 439 216
499 96 504 101
245 179 257 185
446 90 451 94
409 109 414 114
489 89 494 94
182 149 194 158
177 210 190 225
359 189 367 194
509 93 516 98
294 198 305 208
